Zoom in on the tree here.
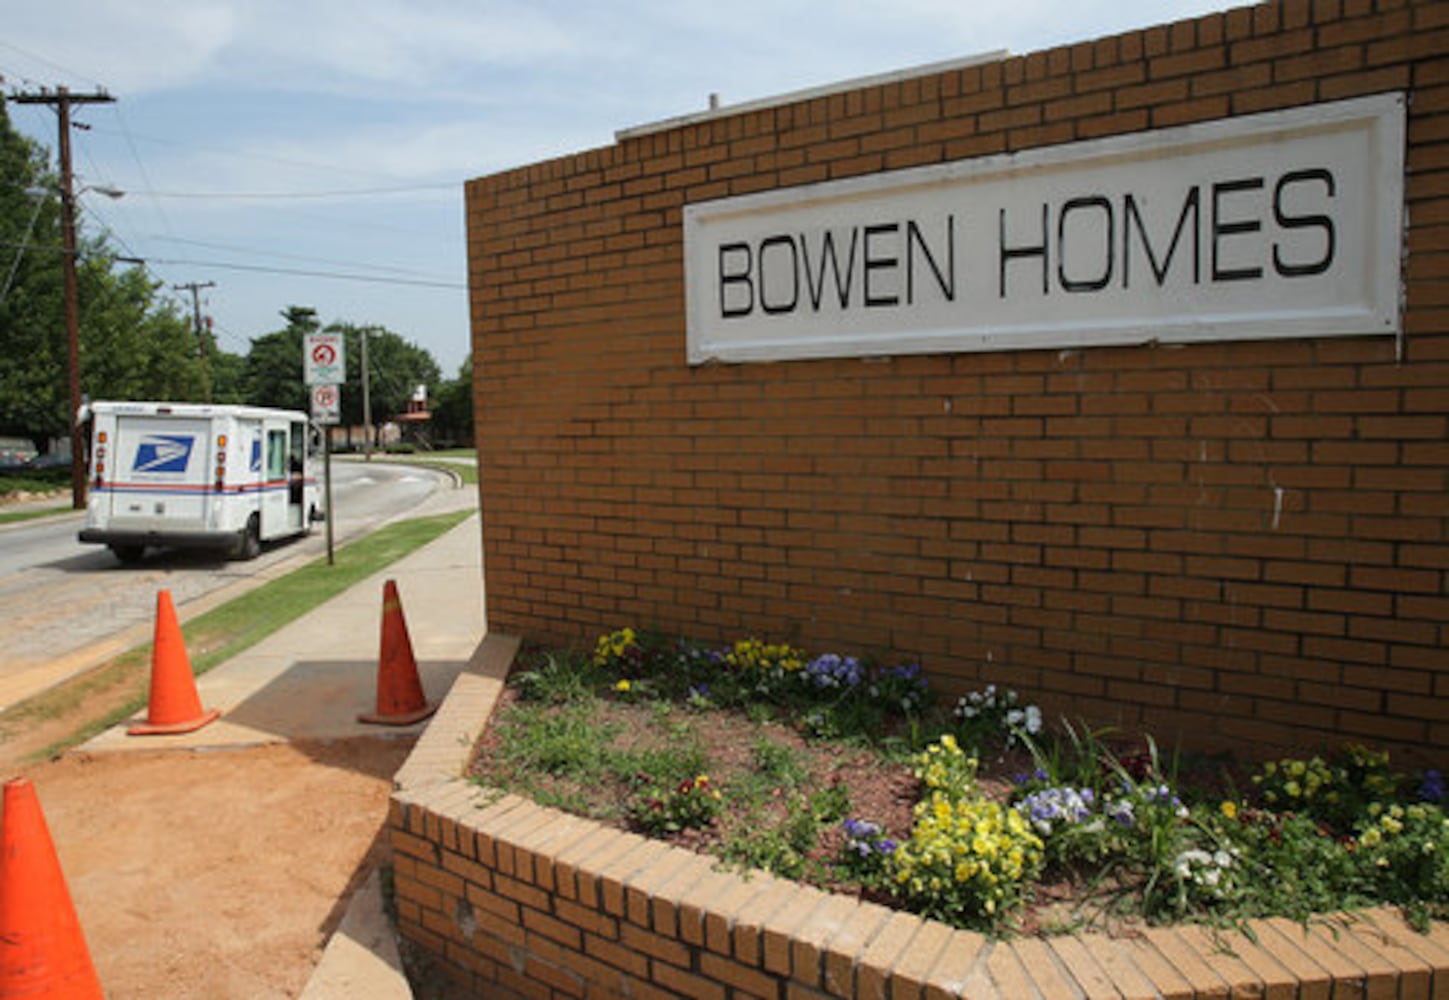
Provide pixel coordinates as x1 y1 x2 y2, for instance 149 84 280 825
241 306 317 411
430 355 474 448
208 349 248 404
0 101 209 448
0 101 63 446
330 323 441 446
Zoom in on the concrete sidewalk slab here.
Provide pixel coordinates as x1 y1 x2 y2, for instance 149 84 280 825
299 868 411 1000
83 510 485 752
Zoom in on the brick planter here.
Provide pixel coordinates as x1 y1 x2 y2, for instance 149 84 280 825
390 634 1449 999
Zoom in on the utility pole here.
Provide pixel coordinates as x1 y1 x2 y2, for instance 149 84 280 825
9 86 116 510
173 280 216 399
173 280 215 355
359 328 373 461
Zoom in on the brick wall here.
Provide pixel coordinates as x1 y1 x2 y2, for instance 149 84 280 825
467 0 1449 763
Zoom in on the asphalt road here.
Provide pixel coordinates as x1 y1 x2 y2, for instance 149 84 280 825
0 459 457 709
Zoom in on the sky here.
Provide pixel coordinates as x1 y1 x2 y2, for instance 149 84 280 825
2 0 1230 378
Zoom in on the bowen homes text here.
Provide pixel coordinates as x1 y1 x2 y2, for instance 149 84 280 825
683 94 1403 364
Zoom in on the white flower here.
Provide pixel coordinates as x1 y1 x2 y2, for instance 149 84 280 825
1024 706 1043 734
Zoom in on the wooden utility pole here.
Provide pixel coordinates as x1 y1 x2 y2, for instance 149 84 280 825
9 86 116 509
173 280 216 399
173 280 216 352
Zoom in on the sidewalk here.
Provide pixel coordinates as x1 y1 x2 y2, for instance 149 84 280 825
82 507 484 752
72 478 487 998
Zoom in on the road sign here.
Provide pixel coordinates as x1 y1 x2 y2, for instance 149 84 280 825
304 332 345 385
311 383 341 425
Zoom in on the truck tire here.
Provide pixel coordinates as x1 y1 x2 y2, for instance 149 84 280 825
109 544 144 565
235 515 261 561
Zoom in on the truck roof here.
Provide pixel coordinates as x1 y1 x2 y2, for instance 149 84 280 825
88 401 309 422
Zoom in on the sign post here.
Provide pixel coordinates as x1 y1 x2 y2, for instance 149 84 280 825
305 334 345 565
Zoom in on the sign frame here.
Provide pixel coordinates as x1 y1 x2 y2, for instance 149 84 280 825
304 332 346 385
684 93 1405 365
310 383 341 425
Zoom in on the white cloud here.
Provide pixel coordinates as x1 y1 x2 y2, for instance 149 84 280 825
2 0 236 93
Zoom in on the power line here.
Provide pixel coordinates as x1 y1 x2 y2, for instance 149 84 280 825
146 234 452 280
129 182 460 200
137 256 466 289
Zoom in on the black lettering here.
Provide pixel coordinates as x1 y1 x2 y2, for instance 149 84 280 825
1212 178 1265 282
1058 196 1114 292
1000 205 1049 297
801 229 859 310
719 242 754 318
906 217 955 303
758 235 799 314
863 224 899 307
1124 188 1201 287
1273 168 1336 277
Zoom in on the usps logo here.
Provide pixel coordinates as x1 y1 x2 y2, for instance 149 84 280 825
250 438 261 473
132 434 194 474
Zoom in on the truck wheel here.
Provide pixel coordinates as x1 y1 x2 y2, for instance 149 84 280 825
235 515 261 561
109 544 144 565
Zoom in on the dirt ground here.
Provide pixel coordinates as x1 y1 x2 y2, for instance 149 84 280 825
9 736 413 999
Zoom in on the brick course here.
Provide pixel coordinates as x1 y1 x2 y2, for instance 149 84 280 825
468 0 1448 763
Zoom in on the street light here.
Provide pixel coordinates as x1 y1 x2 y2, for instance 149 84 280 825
61 180 124 509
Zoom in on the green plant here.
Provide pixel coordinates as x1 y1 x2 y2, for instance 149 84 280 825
890 793 1045 927
884 734 1047 928
512 651 597 704
592 627 645 674
837 818 898 889
953 684 1043 752
719 637 807 700
630 774 723 835
496 702 619 781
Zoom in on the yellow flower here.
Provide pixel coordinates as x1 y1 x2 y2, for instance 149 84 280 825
614 679 631 692
1220 801 1238 820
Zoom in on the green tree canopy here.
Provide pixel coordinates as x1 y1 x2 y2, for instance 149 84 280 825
430 354 473 447
331 322 441 430
0 101 209 447
240 305 318 411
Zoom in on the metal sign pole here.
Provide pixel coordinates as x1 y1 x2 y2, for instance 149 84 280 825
324 428 334 566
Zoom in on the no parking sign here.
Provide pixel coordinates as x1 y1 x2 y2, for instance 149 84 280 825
311 383 340 424
303 332 345 385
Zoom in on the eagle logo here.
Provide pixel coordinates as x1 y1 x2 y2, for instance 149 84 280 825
133 434 194 474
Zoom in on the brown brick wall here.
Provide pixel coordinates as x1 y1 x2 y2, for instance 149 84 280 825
467 0 1449 763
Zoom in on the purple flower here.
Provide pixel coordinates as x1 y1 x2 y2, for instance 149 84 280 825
1421 769 1445 803
807 654 864 689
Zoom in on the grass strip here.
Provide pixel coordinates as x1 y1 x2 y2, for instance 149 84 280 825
6 508 472 761
0 504 72 526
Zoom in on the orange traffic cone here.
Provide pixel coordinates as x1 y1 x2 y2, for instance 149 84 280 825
358 579 437 726
128 589 221 736
0 778 105 999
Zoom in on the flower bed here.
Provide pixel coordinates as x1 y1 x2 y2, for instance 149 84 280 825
388 633 1449 1000
471 628 1449 937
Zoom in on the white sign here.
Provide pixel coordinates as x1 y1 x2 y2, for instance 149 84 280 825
684 93 1404 364
310 383 341 425
303 332 345 385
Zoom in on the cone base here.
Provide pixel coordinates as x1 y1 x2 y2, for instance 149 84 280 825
358 701 438 727
127 707 222 736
